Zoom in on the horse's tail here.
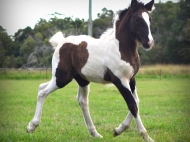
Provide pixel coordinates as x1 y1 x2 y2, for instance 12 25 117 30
49 31 65 49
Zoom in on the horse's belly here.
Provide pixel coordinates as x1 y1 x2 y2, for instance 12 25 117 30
81 61 109 84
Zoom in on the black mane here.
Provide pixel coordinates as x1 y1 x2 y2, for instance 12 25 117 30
117 1 145 21
117 8 129 21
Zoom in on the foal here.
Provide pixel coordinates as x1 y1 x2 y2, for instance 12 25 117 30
27 0 155 141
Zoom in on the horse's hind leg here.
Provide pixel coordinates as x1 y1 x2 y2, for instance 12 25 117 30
74 75 102 138
38 81 50 91
27 78 59 133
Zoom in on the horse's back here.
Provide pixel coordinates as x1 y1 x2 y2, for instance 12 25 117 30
65 35 96 45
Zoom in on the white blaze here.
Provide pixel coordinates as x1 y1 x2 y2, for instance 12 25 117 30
142 12 154 47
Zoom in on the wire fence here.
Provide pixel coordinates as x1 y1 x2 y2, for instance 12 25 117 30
0 66 189 80
0 68 52 80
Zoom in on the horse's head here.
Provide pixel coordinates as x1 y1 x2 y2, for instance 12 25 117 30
116 0 154 50
130 0 154 49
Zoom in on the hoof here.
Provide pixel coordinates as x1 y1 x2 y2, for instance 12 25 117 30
113 125 129 137
141 132 154 142
113 129 119 137
26 121 39 133
95 134 103 138
90 130 103 138
91 133 103 138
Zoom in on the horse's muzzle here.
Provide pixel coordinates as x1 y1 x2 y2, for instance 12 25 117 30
148 39 154 48
142 39 154 49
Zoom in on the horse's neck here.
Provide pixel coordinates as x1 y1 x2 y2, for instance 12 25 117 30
118 34 140 76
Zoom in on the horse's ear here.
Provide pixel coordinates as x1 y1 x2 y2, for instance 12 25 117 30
131 0 137 8
145 0 154 11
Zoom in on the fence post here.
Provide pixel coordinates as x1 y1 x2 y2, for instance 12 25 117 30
46 67 47 79
5 68 6 79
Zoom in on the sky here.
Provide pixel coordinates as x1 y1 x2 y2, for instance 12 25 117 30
0 0 179 36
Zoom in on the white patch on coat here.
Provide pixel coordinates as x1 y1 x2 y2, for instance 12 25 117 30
80 29 134 83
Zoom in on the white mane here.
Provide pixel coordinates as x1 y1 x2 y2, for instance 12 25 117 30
100 28 114 39
99 12 119 40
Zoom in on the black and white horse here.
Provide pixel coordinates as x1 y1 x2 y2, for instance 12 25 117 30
27 0 154 141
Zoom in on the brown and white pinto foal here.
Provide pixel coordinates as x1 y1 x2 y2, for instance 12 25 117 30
27 0 155 141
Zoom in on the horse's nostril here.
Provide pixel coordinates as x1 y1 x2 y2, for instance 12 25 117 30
146 41 149 46
144 40 149 47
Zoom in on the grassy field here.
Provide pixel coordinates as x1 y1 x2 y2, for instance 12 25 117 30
0 77 190 142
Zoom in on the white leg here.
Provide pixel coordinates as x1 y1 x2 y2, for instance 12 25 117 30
133 87 154 142
38 81 50 91
27 78 58 132
135 115 154 142
77 85 102 138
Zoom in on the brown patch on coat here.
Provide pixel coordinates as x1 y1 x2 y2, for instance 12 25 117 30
72 41 89 73
55 41 89 88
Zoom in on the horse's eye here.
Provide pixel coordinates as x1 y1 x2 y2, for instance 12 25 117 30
135 18 139 23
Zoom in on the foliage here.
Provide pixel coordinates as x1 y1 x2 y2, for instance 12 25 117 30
0 26 19 67
140 0 190 64
93 8 114 38
0 0 190 68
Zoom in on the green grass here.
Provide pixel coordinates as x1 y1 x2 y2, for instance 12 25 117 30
0 78 190 142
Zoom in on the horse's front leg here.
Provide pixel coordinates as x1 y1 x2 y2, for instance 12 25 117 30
77 84 103 138
113 77 154 142
114 89 139 136
114 78 138 136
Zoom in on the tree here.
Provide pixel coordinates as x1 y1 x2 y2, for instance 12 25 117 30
0 26 19 67
93 8 114 38
14 26 33 44
166 0 190 64
20 36 35 67
1 2 190 68
139 0 190 64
